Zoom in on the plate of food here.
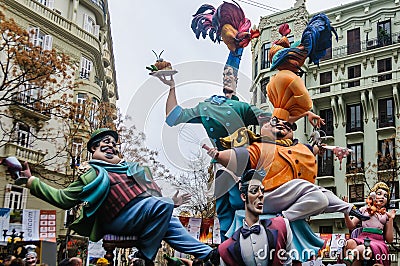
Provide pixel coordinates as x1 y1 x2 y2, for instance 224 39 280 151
146 50 178 76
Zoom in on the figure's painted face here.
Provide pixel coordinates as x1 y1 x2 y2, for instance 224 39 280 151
223 66 237 97
245 179 264 215
25 254 37 266
260 117 293 140
92 135 121 164
374 188 388 208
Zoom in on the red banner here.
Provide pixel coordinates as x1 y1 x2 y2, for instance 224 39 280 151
39 210 56 242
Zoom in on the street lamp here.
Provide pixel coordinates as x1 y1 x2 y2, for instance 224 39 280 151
3 229 24 255
363 237 371 266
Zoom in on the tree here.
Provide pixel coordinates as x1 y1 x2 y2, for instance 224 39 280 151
168 152 215 218
0 9 117 185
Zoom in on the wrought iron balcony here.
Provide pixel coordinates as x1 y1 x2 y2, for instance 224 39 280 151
11 92 51 120
331 31 400 59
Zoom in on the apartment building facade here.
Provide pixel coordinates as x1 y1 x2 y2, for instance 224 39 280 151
251 0 400 240
0 0 118 246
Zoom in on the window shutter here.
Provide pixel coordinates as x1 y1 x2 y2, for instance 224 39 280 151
83 13 90 32
28 27 40 46
4 184 12 208
21 188 28 209
43 35 53 50
93 25 100 39
46 0 54 9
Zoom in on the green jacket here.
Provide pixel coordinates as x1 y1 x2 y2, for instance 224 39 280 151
30 161 154 241
166 95 270 150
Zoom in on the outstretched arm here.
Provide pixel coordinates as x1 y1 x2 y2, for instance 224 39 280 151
344 213 360 231
158 75 177 115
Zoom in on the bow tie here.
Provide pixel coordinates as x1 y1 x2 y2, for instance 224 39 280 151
241 225 261 239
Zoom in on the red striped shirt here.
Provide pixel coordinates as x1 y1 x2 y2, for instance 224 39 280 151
97 171 162 222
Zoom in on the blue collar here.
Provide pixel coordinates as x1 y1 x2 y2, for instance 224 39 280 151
205 95 227 105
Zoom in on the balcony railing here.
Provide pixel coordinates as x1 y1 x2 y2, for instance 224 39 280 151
346 121 363 133
331 31 400 60
4 142 46 164
377 116 395 129
5 0 100 50
12 92 51 116
309 69 400 97
346 161 365 174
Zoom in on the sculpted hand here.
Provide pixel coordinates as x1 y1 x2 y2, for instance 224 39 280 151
172 190 191 207
158 75 175 88
15 162 31 185
2 157 30 185
387 209 396 220
202 144 219 159
307 111 325 128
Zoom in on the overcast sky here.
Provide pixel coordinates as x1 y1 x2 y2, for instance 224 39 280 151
107 0 356 177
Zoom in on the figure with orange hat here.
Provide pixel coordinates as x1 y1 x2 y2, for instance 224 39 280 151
204 38 370 222
159 1 324 242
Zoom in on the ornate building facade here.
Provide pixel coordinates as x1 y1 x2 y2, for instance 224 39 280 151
0 0 118 245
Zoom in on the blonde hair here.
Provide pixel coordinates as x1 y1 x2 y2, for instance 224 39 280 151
370 182 390 195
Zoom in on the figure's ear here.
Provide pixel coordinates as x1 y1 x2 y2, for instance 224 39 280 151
240 193 246 202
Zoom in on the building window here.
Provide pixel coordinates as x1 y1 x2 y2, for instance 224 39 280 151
347 28 361 54
89 97 100 128
260 78 269 104
325 187 337 195
319 226 333 234
4 184 27 210
75 93 87 121
388 181 399 209
83 14 100 38
321 47 332 61
377 20 391 47
378 98 394 128
261 43 271 69
346 104 363 132
347 143 364 173
349 184 364 203
28 27 53 50
71 138 83 168
15 123 31 148
320 71 332 93
378 138 395 171
37 0 54 9
318 149 334 176
254 56 258 79
348 65 361 88
80 57 93 79
377 58 392 81
319 109 334 136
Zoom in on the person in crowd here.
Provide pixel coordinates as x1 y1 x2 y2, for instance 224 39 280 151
24 245 37 266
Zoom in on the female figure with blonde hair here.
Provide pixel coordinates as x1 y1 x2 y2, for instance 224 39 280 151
344 182 396 265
